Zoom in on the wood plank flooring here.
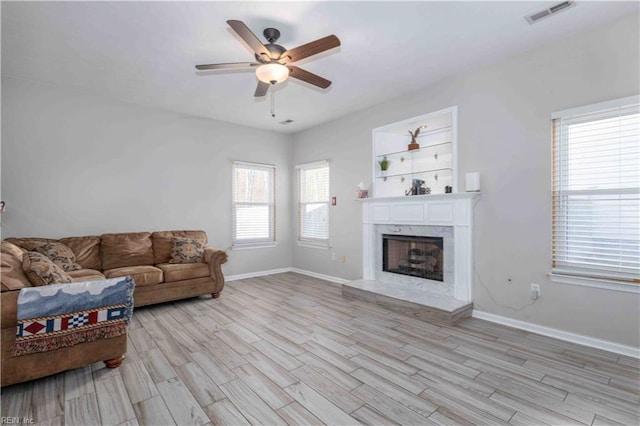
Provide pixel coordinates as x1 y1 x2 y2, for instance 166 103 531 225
2 272 639 425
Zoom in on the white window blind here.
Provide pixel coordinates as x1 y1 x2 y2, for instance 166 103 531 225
297 161 330 245
552 96 640 283
232 161 275 247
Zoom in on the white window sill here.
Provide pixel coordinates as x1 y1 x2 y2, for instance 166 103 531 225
549 273 640 294
297 240 330 250
231 242 277 251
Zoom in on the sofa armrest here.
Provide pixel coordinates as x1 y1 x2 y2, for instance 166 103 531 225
1 290 20 330
204 247 228 296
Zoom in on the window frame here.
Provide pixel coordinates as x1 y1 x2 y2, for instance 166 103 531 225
231 161 276 249
550 95 640 293
296 160 330 249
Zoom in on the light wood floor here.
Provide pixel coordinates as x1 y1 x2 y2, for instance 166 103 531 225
2 272 639 425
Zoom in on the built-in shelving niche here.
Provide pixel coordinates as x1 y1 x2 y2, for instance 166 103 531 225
372 107 458 198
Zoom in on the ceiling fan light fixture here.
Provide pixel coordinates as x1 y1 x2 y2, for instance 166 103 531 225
256 63 289 85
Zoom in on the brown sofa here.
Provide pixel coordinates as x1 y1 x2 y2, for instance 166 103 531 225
1 230 228 386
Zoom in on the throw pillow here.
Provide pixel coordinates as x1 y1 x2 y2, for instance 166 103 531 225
169 237 205 264
23 251 73 286
32 242 82 272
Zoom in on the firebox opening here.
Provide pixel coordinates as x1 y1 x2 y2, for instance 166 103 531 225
382 234 444 281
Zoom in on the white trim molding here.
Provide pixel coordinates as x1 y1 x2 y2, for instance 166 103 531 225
473 310 640 359
226 267 349 285
549 273 640 294
225 268 292 282
231 242 278 251
290 268 350 285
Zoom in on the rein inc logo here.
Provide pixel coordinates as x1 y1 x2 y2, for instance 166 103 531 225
1 418 34 424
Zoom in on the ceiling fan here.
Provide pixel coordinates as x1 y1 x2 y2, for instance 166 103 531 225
196 20 341 97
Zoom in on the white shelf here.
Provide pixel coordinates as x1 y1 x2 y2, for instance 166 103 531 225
356 192 480 202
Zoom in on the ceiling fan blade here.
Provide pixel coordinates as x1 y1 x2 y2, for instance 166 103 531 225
288 66 331 89
195 62 259 70
254 81 270 97
227 20 271 59
281 35 340 63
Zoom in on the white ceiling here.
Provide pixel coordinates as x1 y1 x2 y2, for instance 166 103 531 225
2 1 637 134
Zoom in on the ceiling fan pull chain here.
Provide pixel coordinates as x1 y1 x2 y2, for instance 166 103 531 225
271 89 276 118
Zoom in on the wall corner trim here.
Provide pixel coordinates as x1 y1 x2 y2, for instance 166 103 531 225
472 310 640 359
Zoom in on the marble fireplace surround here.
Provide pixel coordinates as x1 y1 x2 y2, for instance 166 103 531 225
345 193 478 313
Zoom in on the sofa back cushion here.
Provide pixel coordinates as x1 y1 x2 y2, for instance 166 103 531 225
101 232 154 270
5 237 57 251
151 230 207 264
59 236 102 270
1 252 31 292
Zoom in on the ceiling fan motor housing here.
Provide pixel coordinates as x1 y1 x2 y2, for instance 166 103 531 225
253 28 287 63
255 43 286 63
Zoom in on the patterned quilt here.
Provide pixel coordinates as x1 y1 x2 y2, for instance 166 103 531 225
13 276 135 356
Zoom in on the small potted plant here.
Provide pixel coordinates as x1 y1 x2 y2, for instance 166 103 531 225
408 125 427 151
378 156 390 177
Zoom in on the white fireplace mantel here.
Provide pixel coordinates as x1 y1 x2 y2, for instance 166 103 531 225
360 192 479 302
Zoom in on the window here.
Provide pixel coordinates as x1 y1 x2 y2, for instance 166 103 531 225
552 96 639 286
232 161 275 248
297 161 330 247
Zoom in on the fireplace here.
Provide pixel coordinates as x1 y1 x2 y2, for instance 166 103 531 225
343 193 477 325
382 234 444 281
357 193 477 302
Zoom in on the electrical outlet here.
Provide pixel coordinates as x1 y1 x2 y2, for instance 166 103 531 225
530 283 540 300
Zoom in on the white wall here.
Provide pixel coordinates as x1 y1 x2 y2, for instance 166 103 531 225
1 78 293 276
292 14 640 347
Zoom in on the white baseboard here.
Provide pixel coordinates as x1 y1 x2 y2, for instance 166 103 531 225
472 310 640 359
226 267 350 286
290 268 351 285
226 268 293 282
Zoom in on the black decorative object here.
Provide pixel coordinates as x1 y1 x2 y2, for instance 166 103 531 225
405 179 430 196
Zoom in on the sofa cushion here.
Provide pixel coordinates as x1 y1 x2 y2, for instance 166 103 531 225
67 269 106 282
31 241 82 272
101 232 154 270
1 252 31 291
70 275 106 283
1 241 25 260
59 236 102 270
103 265 163 287
22 252 73 286
157 263 209 282
5 237 56 251
169 237 206 264
152 230 207 264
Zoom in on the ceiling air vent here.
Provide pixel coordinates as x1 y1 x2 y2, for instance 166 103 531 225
525 1 576 24
279 119 294 125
